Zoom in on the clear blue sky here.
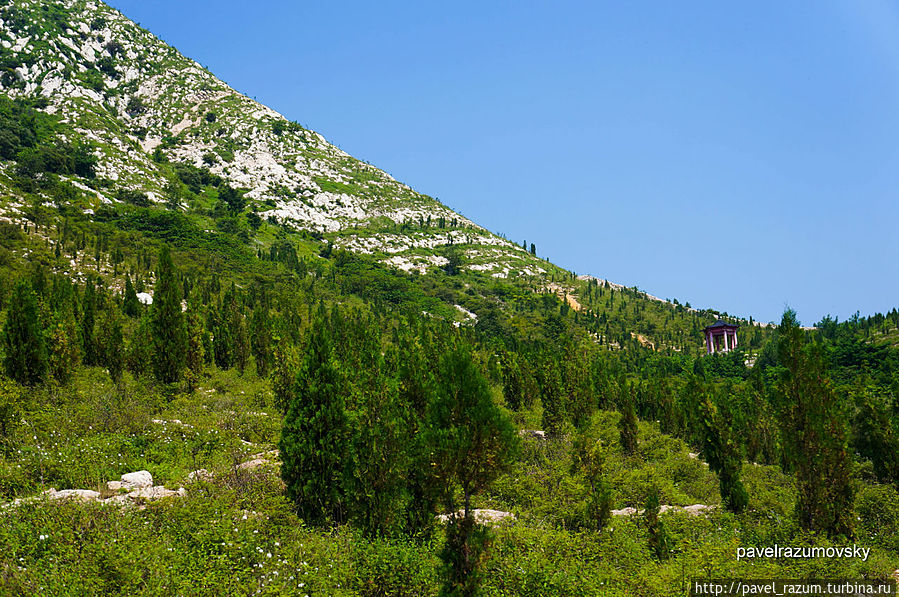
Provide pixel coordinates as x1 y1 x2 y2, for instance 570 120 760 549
109 0 899 324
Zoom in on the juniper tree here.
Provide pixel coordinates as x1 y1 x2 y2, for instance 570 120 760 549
250 301 272 378
2 279 47 385
122 275 140 317
618 390 639 455
644 487 671 560
184 293 205 392
150 246 187 383
698 395 748 512
279 311 349 525
47 293 81 385
774 309 854 537
425 347 518 596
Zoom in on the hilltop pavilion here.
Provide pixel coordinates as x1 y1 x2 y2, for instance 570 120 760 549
703 320 739 354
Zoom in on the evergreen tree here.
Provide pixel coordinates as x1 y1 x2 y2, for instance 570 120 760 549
184 294 205 392
537 355 566 437
774 309 854 537
122 275 140 317
699 395 748 512
644 487 671 560
618 391 638 455
250 301 272 378
279 311 349 525
150 246 187 383
47 295 81 385
571 422 613 531
97 306 124 383
2 280 48 385
81 276 97 366
425 347 518 596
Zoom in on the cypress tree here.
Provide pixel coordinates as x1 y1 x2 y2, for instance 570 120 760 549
699 396 748 512
250 301 272 378
47 296 81 385
81 276 97 366
425 347 518 596
279 310 349 525
618 390 638 455
123 275 140 318
184 293 205 392
150 246 187 383
2 279 48 385
774 309 854 537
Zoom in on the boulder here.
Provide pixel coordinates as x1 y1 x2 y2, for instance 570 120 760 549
43 488 100 502
120 471 153 489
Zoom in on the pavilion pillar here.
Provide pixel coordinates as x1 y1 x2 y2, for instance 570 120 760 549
724 332 729 352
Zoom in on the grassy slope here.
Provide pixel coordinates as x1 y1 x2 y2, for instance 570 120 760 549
1 367 897 595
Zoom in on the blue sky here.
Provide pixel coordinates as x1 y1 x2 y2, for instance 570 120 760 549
109 0 899 324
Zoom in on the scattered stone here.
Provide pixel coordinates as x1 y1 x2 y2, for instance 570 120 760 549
611 507 638 517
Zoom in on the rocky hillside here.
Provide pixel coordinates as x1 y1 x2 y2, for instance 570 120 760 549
0 0 544 279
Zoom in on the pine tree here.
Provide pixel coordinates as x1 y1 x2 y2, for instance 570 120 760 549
150 246 187 383
2 279 48 386
538 355 566 437
81 276 97 366
97 306 125 383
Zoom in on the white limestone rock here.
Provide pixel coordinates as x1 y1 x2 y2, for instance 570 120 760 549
120 470 153 489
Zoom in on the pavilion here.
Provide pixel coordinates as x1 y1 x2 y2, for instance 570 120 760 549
702 320 739 354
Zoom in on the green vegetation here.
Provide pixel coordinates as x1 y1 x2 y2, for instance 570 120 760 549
0 0 897 593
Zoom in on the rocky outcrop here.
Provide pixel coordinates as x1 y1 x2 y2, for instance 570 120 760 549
612 504 712 517
436 509 516 527
2 470 185 510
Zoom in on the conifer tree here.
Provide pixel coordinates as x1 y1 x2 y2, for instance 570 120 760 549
81 276 97 366
2 279 47 385
150 246 187 383
122 275 140 318
47 295 81 385
250 301 272 378
97 306 124 383
538 355 566 437
425 347 518 596
279 311 349 525
699 395 748 512
644 487 671 560
774 309 854 537
184 294 205 392
618 390 638 455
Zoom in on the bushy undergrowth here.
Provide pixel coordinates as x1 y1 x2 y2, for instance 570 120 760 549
0 368 897 594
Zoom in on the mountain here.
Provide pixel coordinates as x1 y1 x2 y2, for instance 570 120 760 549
0 0 548 277
0 0 754 352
